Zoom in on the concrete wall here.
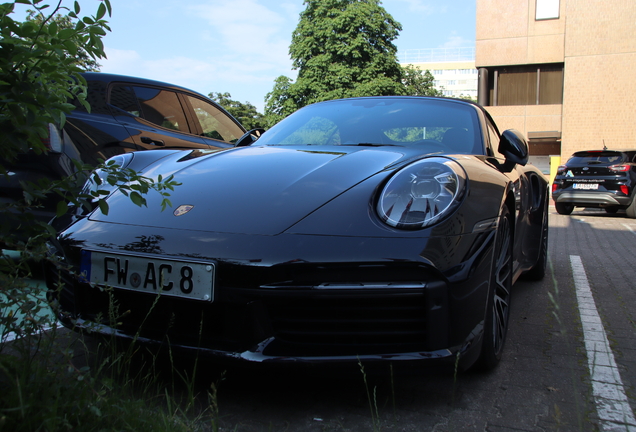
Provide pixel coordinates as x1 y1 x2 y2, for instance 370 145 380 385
476 0 636 159
561 0 636 156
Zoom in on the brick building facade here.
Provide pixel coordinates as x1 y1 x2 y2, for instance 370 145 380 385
476 0 636 179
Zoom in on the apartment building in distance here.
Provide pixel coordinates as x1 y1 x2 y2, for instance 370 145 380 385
476 0 636 178
399 47 478 99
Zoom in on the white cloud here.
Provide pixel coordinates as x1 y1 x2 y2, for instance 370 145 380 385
188 0 291 58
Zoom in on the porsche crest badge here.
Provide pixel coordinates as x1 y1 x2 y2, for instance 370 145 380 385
174 205 194 217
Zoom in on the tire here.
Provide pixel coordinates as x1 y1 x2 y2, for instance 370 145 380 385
524 201 548 281
604 207 619 214
475 205 513 371
555 202 574 215
626 197 636 218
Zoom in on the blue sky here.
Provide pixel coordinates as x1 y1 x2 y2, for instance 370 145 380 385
16 0 476 112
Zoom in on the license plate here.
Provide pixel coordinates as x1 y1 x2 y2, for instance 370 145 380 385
80 250 214 301
573 183 599 190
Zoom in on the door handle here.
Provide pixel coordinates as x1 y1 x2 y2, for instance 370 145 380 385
140 136 165 146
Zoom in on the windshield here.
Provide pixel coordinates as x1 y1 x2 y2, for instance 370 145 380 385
257 98 484 155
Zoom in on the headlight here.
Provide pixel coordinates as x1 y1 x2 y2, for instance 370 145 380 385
377 157 467 229
82 153 135 200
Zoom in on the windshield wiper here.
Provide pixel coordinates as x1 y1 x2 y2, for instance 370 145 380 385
340 143 398 147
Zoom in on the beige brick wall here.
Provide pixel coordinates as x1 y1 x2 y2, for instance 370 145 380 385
476 0 566 67
565 0 636 57
561 0 636 156
562 53 636 156
485 105 562 139
476 0 636 159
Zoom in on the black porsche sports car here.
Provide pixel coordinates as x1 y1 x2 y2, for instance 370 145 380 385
46 96 549 371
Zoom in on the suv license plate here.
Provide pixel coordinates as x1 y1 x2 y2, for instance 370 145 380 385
80 250 214 301
573 183 599 190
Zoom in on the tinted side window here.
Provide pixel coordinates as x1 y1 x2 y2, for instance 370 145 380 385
133 86 190 133
186 95 244 143
110 85 141 117
72 80 110 114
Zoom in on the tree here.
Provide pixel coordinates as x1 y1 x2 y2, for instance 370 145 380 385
0 0 110 159
264 75 296 127
402 64 444 97
264 0 405 123
209 92 265 130
25 9 102 71
1 0 179 337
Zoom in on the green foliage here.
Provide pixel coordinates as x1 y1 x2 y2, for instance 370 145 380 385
264 75 297 127
0 0 179 373
25 8 102 72
0 0 112 159
264 0 406 124
81 159 181 216
209 92 265 131
401 64 444 97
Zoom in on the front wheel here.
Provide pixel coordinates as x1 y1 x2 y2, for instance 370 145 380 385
555 202 574 215
475 205 513 371
524 200 548 281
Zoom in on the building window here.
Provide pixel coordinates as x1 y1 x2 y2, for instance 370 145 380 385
487 64 563 106
536 0 559 20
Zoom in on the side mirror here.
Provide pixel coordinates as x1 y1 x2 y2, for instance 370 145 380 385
235 128 265 147
497 129 529 172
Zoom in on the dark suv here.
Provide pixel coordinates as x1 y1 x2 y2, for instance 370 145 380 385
1 72 247 231
552 149 636 217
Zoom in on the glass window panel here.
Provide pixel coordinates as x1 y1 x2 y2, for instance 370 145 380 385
109 85 141 117
186 96 244 143
536 0 560 20
133 86 189 132
539 69 563 104
497 70 537 106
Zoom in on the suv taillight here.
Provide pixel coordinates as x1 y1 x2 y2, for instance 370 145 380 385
609 164 631 172
41 123 63 153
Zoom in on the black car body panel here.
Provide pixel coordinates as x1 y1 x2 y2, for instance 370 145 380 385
46 97 549 369
552 149 636 216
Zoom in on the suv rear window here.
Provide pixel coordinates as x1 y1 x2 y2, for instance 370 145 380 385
567 151 633 165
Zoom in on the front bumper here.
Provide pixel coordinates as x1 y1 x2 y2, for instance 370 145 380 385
45 220 495 366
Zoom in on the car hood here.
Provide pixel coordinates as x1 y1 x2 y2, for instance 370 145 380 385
89 145 404 235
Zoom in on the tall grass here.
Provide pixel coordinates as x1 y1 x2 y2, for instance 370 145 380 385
0 280 224 431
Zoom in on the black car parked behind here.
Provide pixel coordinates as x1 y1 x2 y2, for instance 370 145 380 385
0 72 247 237
552 149 636 217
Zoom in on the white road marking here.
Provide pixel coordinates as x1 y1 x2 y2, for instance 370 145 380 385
570 255 636 431
622 224 636 236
